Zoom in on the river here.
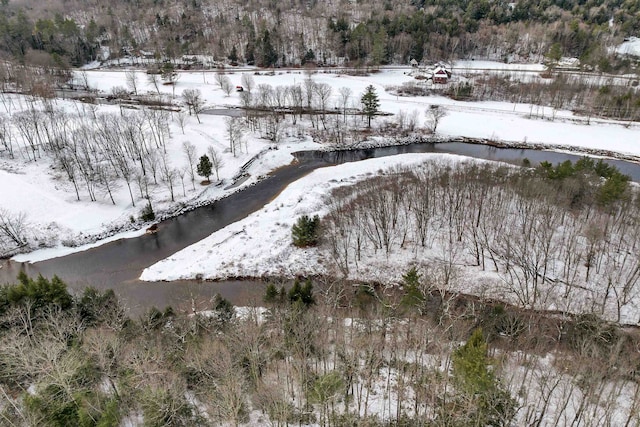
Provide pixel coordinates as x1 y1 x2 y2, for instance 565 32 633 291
2 141 639 314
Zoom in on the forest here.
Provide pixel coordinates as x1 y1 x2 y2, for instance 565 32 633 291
0 0 639 70
321 158 639 323
1 270 639 426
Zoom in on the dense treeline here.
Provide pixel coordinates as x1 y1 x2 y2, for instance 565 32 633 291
1 273 639 426
322 158 639 322
0 4 100 67
0 0 637 70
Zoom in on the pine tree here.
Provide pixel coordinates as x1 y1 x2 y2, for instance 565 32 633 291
361 85 380 128
140 201 155 221
300 279 315 306
260 29 278 67
400 266 425 312
288 278 315 307
264 283 280 304
287 279 303 304
291 215 320 247
452 328 494 396
451 328 516 426
211 293 235 327
196 154 213 183
228 46 238 64
2 273 73 314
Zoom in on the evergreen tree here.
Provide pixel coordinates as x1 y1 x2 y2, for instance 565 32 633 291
245 40 255 65
545 42 562 71
1 273 73 315
140 201 155 221
301 48 315 65
260 29 278 67
300 279 315 306
264 283 281 304
228 45 238 64
211 293 235 327
400 266 425 312
360 85 380 128
288 278 315 307
291 215 320 247
287 280 303 304
160 62 177 84
76 287 122 326
451 328 515 426
196 154 213 182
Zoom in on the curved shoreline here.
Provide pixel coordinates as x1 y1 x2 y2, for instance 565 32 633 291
6 135 639 262
2 139 640 315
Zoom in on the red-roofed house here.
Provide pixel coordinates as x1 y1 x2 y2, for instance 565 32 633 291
433 67 451 84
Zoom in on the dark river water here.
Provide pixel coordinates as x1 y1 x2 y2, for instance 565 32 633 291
2 141 639 314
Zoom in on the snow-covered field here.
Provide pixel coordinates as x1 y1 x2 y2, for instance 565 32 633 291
3 63 640 269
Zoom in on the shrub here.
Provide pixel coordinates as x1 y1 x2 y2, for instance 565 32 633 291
291 215 320 247
264 283 285 304
211 293 236 327
140 201 155 222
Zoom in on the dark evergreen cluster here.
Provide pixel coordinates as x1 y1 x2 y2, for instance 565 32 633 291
264 278 316 307
196 154 213 183
537 157 630 206
140 201 155 222
0 5 100 66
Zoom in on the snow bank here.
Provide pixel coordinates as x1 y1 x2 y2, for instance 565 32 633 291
140 153 469 282
615 37 640 58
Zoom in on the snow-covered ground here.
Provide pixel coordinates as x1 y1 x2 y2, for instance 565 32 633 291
138 152 640 324
140 153 452 282
3 60 640 425
3 64 640 265
615 37 640 58
454 59 546 71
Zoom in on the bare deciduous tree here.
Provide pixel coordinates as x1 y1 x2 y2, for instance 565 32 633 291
222 78 234 97
175 111 188 134
338 86 352 123
0 114 15 158
0 209 27 251
225 116 245 156
426 105 447 133
241 73 255 93
314 83 332 129
207 145 224 181
182 88 205 123
182 141 197 190
125 70 139 95
147 72 161 95
159 150 177 202
214 72 227 90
